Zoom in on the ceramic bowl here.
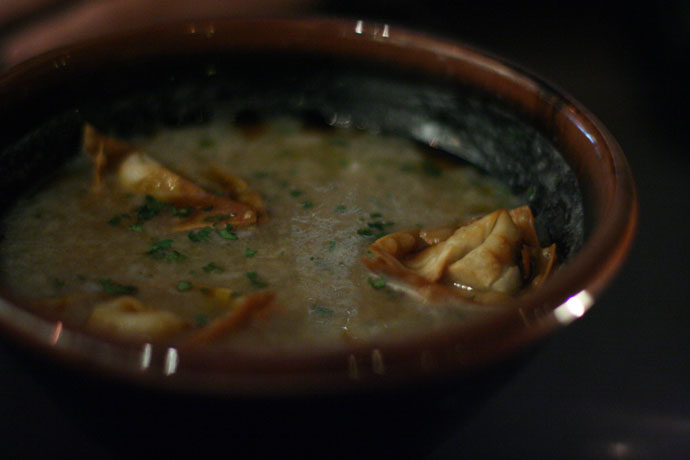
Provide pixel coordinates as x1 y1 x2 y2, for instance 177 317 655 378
0 18 637 396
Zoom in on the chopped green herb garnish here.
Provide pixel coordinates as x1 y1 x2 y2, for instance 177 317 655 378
245 248 257 258
311 304 334 315
136 195 170 221
194 314 210 326
253 171 269 179
335 205 347 213
289 189 303 197
149 239 173 251
108 213 130 226
327 240 337 252
173 206 194 218
146 239 186 262
301 200 314 209
369 212 382 219
53 279 65 289
188 227 212 242
230 291 242 298
127 222 143 232
367 220 395 231
245 271 268 289
357 228 374 236
97 278 137 295
368 277 387 290
217 224 238 240
176 280 193 291
166 251 186 262
202 262 224 273
202 205 214 212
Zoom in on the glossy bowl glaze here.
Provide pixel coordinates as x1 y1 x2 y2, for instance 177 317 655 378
0 18 636 396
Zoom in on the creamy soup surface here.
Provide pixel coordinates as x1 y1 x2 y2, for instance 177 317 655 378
0 118 523 351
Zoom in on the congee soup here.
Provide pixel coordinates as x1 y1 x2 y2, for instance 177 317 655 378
0 117 556 351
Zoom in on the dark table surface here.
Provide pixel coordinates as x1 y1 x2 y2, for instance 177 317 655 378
1 3 688 459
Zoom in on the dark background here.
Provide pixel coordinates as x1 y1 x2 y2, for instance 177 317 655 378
1 2 688 458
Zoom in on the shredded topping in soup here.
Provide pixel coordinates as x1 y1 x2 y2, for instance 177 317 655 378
0 118 554 351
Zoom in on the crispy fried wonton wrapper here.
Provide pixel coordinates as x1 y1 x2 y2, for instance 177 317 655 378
87 296 189 341
363 206 556 304
82 124 265 231
85 288 275 345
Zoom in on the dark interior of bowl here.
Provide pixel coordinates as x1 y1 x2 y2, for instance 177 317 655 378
0 53 583 261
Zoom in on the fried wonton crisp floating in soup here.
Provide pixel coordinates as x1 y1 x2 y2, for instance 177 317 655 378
84 124 263 231
363 206 556 304
0 118 556 349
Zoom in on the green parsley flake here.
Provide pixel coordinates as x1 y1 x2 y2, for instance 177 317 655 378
176 281 193 291
368 277 387 290
194 314 210 326
367 220 395 231
327 240 337 252
188 227 212 242
245 248 257 258
289 189 303 197
128 222 143 232
136 195 170 221
146 239 186 262
173 206 194 218
108 213 130 226
357 228 374 236
202 262 224 273
245 271 268 289
335 205 347 213
217 225 238 240
301 200 314 209
97 278 137 295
